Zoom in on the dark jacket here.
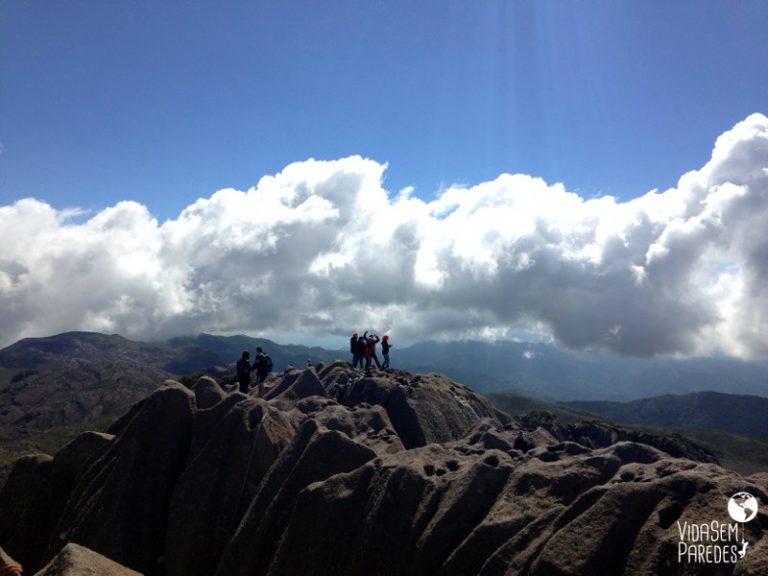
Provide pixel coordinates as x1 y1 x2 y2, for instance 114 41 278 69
356 335 367 355
236 358 252 383
254 352 271 375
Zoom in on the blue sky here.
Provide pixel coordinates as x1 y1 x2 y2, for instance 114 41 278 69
2 2 768 357
2 1 766 220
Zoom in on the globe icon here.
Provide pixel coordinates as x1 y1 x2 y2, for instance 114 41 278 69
728 492 758 523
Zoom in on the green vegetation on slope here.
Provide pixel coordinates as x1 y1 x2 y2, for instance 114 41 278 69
0 413 117 491
487 392 599 425
640 427 768 477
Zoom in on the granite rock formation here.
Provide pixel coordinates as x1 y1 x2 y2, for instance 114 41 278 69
32 543 141 576
0 361 766 576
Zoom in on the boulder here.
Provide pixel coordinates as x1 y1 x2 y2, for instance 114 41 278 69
49 383 196 576
0 453 54 570
215 418 379 576
165 397 295 576
342 372 503 448
274 396 405 455
188 391 249 459
267 442 514 576
0 430 114 573
310 401 405 455
190 375 227 409
265 367 326 402
33 543 140 576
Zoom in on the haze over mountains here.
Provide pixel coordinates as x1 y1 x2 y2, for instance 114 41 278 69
394 340 768 401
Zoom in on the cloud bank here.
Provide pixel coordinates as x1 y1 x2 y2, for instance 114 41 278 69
2 114 768 357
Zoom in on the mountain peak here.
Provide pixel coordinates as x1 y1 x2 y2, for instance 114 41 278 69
1 363 765 575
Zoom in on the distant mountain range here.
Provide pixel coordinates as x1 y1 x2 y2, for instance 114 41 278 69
2 331 768 433
393 340 768 401
0 332 172 430
565 391 768 439
1 330 767 480
0 331 339 431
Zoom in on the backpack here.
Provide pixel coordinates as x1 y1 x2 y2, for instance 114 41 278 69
265 354 273 372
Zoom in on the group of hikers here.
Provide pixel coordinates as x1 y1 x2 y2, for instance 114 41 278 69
350 331 393 372
234 331 394 396
235 346 273 396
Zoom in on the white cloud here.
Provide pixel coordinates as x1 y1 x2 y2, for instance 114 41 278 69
2 114 768 358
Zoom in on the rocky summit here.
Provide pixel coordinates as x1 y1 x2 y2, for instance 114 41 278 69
1 362 766 576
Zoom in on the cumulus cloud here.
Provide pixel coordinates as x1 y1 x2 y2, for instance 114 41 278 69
2 113 768 357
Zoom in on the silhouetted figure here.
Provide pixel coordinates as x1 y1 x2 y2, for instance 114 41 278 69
254 346 273 397
236 351 253 394
381 334 393 369
350 332 364 368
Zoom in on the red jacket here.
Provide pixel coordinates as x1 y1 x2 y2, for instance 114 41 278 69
365 335 379 358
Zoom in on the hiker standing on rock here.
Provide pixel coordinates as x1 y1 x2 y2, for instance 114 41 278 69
350 332 363 368
361 332 371 370
236 351 253 394
355 333 367 369
253 347 273 397
381 334 393 369
354 332 367 370
363 332 381 370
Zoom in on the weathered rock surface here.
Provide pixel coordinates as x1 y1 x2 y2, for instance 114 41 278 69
0 364 766 576
48 383 196 575
165 396 295 576
0 431 114 574
33 543 141 576
0 453 54 567
324 363 506 448
264 420 768 576
265 366 325 401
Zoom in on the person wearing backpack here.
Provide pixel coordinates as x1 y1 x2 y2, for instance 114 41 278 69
381 334 393 369
254 347 272 397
